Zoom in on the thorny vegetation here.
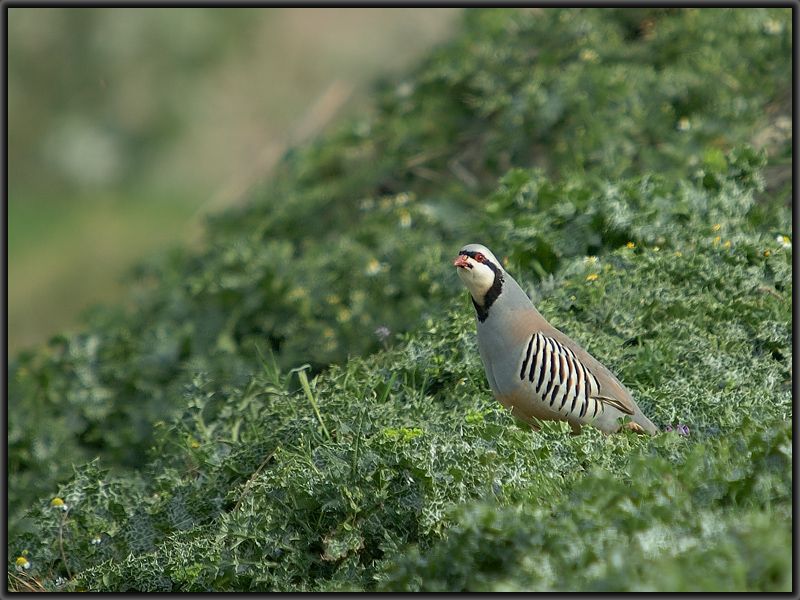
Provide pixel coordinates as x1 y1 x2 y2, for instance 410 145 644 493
9 8 791 591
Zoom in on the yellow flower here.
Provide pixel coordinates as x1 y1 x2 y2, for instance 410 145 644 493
626 242 635 249
723 240 731 248
713 236 721 245
711 223 721 232
51 497 69 511
764 250 771 257
764 19 782 34
15 556 30 570
585 273 599 282
287 287 308 302
365 259 382 276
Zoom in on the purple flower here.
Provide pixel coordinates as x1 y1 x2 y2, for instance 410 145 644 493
663 423 690 436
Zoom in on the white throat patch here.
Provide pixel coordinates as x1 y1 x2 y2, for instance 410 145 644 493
457 261 497 304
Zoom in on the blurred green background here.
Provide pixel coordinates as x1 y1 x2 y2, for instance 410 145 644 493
8 7 461 354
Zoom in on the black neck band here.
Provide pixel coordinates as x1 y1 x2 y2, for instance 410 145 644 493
473 263 504 322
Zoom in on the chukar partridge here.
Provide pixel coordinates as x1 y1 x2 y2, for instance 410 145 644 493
454 243 657 435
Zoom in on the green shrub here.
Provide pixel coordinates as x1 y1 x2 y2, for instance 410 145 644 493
8 7 792 592
9 160 791 589
380 422 791 592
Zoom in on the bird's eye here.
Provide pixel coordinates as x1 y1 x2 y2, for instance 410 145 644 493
474 252 485 262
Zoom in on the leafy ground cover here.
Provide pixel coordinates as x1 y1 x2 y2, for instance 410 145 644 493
8 8 792 592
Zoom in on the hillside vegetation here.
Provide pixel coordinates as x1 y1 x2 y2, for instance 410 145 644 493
8 8 791 591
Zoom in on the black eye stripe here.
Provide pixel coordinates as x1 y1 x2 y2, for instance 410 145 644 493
458 250 502 274
460 250 488 262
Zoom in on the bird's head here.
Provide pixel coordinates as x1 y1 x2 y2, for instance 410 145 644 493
453 244 504 317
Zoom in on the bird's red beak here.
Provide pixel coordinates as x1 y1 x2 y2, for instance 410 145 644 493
453 255 471 269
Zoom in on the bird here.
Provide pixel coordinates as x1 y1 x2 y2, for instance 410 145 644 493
453 243 657 435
